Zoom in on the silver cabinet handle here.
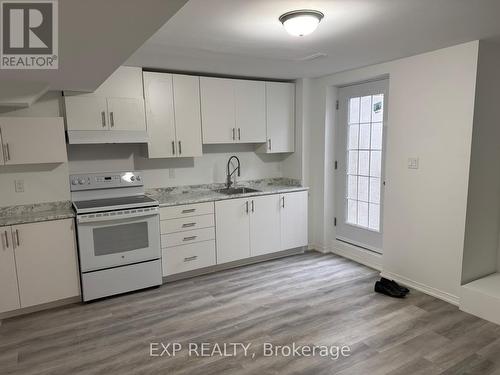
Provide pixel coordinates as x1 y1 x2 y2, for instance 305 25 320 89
232 128 235 140
182 222 196 228
110 112 115 127
282 196 285 208
238 128 241 140
181 208 196 214
178 141 182 155
15 229 20 246
5 143 10 161
172 141 176 155
184 255 198 262
183 236 197 242
251 200 254 212
3 230 9 248
101 111 106 127
246 201 249 214
268 139 272 150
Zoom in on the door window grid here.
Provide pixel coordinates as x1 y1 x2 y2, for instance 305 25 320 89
345 94 384 231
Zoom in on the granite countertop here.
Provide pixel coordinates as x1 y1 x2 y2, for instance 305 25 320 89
0 201 75 227
147 178 309 207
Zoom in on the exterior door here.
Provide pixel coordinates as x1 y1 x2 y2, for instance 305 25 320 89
335 79 388 253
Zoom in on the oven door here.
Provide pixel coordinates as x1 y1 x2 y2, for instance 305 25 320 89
76 208 160 272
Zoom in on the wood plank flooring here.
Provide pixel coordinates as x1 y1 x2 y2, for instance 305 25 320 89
2 252 500 375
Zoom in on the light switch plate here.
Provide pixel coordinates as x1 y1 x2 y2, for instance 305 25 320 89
408 157 419 169
15 179 24 192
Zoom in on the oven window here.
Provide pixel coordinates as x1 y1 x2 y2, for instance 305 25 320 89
93 222 149 256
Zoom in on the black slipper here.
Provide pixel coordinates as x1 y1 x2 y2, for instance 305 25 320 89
381 277 409 294
374 280 406 298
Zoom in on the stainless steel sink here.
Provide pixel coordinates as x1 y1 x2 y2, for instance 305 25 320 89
214 187 261 195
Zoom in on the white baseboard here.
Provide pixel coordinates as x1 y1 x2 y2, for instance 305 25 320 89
330 240 383 271
380 270 459 306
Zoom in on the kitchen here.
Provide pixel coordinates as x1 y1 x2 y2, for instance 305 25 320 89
2 1 500 374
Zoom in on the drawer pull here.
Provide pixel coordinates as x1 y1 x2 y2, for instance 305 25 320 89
183 236 197 242
182 222 196 228
184 255 198 262
181 208 196 214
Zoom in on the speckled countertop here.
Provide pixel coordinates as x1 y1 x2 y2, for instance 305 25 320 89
0 201 75 226
147 178 308 207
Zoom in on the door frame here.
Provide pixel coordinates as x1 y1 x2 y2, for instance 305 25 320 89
334 79 389 254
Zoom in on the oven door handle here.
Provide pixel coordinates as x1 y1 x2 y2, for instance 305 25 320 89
77 210 159 224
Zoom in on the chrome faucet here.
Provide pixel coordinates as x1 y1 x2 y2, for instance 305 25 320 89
226 155 241 189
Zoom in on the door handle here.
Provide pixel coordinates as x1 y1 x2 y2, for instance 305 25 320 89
232 128 235 140
109 112 115 127
268 139 272 151
251 200 254 212
101 111 106 127
282 196 285 208
183 236 197 242
4 143 10 161
15 229 20 246
172 141 176 155
184 255 198 262
238 128 241 140
3 230 8 248
178 141 182 155
246 201 249 214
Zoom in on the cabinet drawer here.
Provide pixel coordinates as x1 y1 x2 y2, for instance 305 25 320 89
162 240 216 276
160 214 214 234
160 202 214 220
161 227 215 248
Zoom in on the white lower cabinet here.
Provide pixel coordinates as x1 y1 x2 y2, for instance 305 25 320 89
163 241 216 276
249 194 281 257
0 219 80 314
280 191 308 250
215 198 251 264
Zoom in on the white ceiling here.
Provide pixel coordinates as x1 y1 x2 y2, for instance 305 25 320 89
127 0 500 79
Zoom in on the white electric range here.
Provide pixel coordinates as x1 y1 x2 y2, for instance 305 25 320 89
70 171 162 302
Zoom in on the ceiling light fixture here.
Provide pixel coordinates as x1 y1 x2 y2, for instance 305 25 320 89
279 10 324 37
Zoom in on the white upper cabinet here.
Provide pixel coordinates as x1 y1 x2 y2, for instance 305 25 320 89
280 191 308 250
0 117 67 165
200 77 236 144
144 72 202 158
173 74 203 157
64 66 147 143
234 79 266 143
257 82 295 154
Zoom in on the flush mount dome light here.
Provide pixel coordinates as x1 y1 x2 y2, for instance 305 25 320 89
279 9 324 37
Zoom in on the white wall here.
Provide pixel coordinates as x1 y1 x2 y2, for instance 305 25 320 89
306 41 479 302
462 41 500 284
0 92 70 206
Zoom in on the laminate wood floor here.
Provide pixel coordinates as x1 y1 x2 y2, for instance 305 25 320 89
2 252 500 375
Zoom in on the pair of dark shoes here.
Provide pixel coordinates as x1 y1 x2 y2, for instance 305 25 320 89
374 277 409 298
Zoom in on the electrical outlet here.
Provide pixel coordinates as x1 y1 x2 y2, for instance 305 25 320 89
408 157 419 169
15 179 24 193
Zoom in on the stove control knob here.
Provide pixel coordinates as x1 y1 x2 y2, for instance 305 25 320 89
136 176 141 181
78 178 85 185
71 179 78 185
130 176 136 182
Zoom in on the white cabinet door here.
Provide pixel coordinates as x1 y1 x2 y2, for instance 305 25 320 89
234 80 266 143
173 74 203 157
0 227 20 313
280 191 308 250
13 219 80 308
215 198 250 264
107 97 146 132
200 77 235 144
64 96 108 131
264 82 295 153
249 194 281 257
0 117 67 165
143 72 177 158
